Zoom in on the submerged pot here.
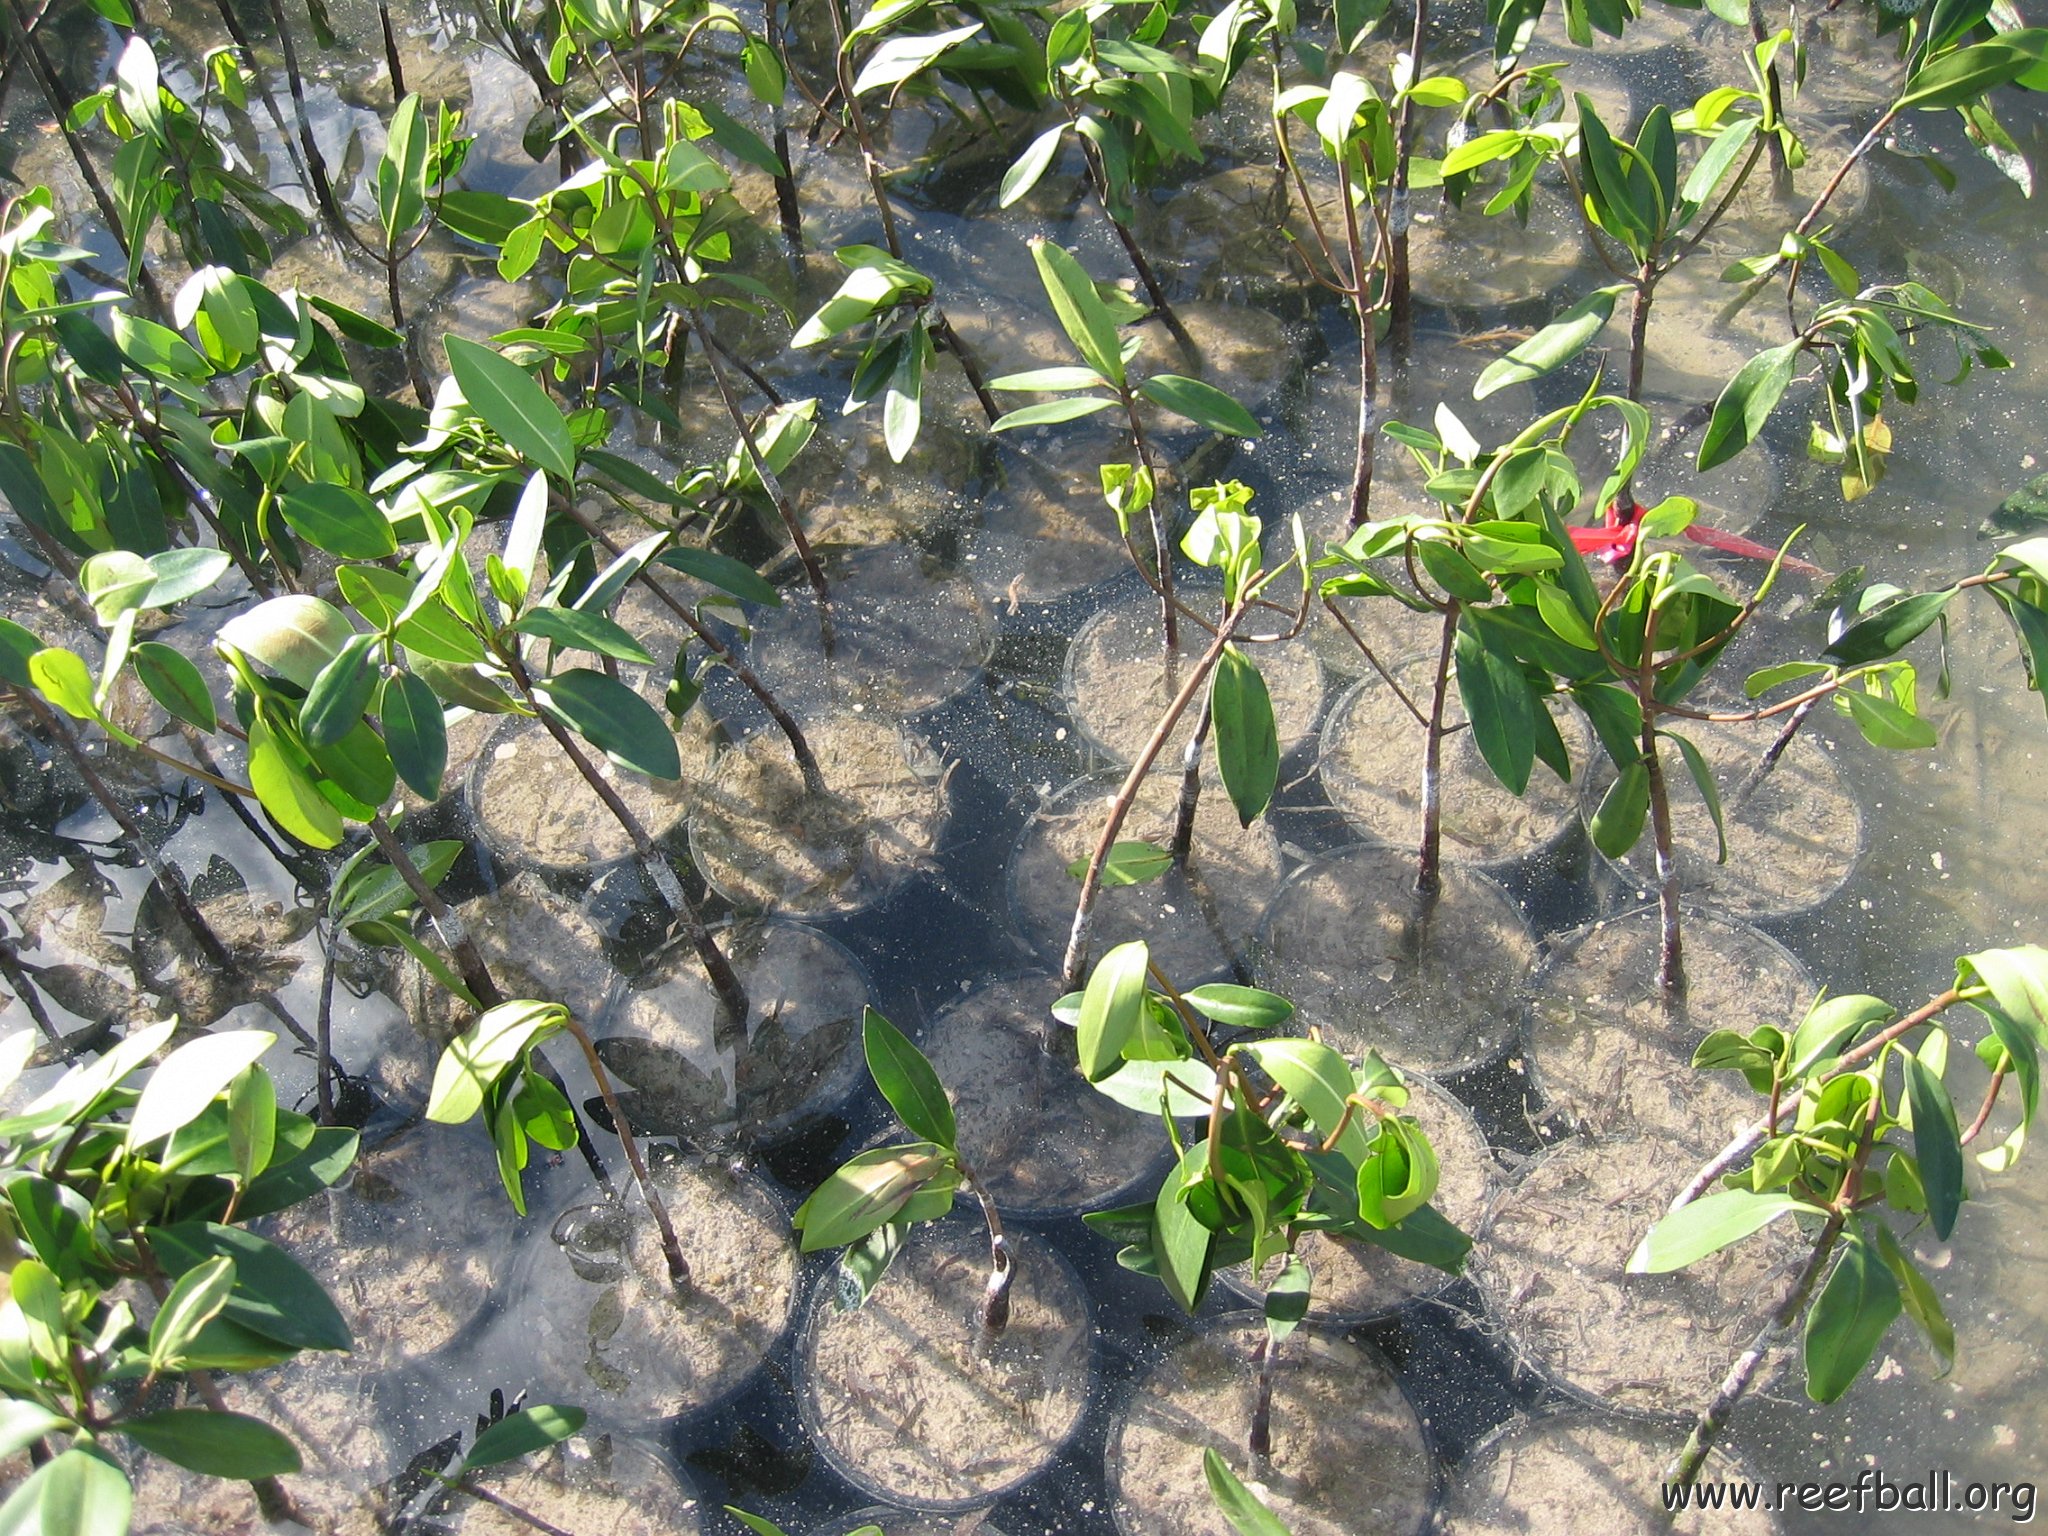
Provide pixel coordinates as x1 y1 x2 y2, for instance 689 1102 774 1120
1009 768 1287 986
810 1508 1016 1536
689 710 952 916
1219 1075 1494 1323
496 1155 798 1425
1107 1315 1435 1536
800 1220 1096 1511
448 1425 703 1535
1252 844 1535 1076
1062 588 1326 767
1581 715 1866 922
593 920 868 1147
1520 904 1814 1157
914 974 1168 1219
1435 1410 1779 1535
1470 1137 1800 1419
1316 659 1589 873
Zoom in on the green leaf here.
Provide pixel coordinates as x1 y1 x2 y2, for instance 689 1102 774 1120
128 1031 275 1149
1804 1226 1902 1402
1838 688 1937 750
513 607 655 664
301 633 381 749
1455 626 1535 796
1154 1138 1215 1312
0 1402 70 1462
247 717 344 848
1899 33 2048 110
991 396 1120 431
1204 1447 1294 1536
1787 994 1892 1078
1078 941 1151 1082
1474 285 1625 398
378 93 428 246
991 366 1112 392
1824 589 1957 665
461 1406 587 1473
862 1007 956 1151
794 1143 948 1251
1356 1116 1439 1228
0 1446 131 1536
1628 1188 1819 1272
1001 122 1068 207
852 22 985 95
1663 729 1727 864
1211 645 1278 828
131 643 217 731
445 333 576 480
1071 840 1173 888
1182 985 1293 1030
1902 1051 1964 1240
1589 758 1650 858
427 1000 567 1124
1137 374 1261 437
122 1410 300 1479
148 1255 236 1369
654 547 782 607
1698 343 1802 472
727 1511 797 1536
882 319 931 463
381 671 448 802
218 595 356 688
1238 1039 1370 1166
1872 1220 1954 1372
1030 240 1126 388
149 1223 352 1352
537 668 681 779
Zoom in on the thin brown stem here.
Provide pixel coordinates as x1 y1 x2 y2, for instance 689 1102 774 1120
562 1017 690 1295
1416 603 1460 899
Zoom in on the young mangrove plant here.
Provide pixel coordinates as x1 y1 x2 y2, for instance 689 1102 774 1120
0 1019 361 1531
1069 941 1469 1462
793 1007 1016 1336
1635 944 2048 1490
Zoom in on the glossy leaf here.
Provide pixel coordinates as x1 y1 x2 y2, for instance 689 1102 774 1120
862 1007 956 1151
147 1255 235 1369
1629 1188 1819 1273
1181 985 1293 1030
1838 688 1937 750
122 1410 300 1479
1902 1050 1964 1240
0 1446 131 1536
1204 1447 1293 1536
1589 759 1650 857
301 633 380 749
513 607 655 664
1078 941 1151 1082
1239 1039 1371 1166
1154 1138 1215 1313
1001 122 1067 206
445 334 576 480
1029 240 1125 388
1072 841 1173 887
131 642 217 731
1698 343 1801 472
794 1143 948 1251
537 668 681 779
1137 374 1261 437
149 1224 352 1352
1473 285 1625 398
1664 729 1727 864
381 670 448 802
219 595 355 689
1804 1226 1902 1402
990 396 1119 431
427 1001 567 1125
1211 645 1278 827
461 1406 587 1473
128 1031 275 1149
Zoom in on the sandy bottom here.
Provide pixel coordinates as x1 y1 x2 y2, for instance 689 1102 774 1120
594 921 866 1144
1587 716 1864 918
131 883 312 1027
1521 906 1812 1156
918 975 1165 1216
966 439 1131 605
749 544 993 717
690 712 951 915
398 874 615 1048
1436 1412 1776 1536
1253 845 1534 1073
508 1157 797 1422
812 1508 1015 1536
1473 1139 1800 1418
1010 769 1286 985
1318 659 1586 866
1065 591 1326 765
804 1223 1093 1507
1108 1321 1433 1536
1221 1075 1493 1320
452 1428 703 1535
1402 189 1588 309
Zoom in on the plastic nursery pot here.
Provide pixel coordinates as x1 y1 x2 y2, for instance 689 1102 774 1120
1401 186 1591 311
467 706 721 882
1061 587 1328 767
1316 658 1591 874
1435 1410 1780 1536
260 1120 518 1369
448 1424 704 1535
809 1508 1018 1536
1251 844 1537 1076
748 543 996 719
130 873 316 1028
799 1220 1097 1512
1106 1314 1436 1536
1519 904 1815 1157
1219 1075 1495 1324
498 1154 799 1425
966 437 1133 607
1469 1136 1801 1420
1008 768 1287 986
592 920 868 1146
915 974 1169 1220
125 1362 402 1536
1580 714 1868 923
687 709 953 917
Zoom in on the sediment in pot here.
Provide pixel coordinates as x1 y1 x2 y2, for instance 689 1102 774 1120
1220 1075 1494 1322
1252 844 1535 1075
1009 769 1286 985
689 711 952 916
1520 904 1814 1156
810 1508 1017 1536
448 1425 704 1535
1107 1316 1435 1536
801 1221 1095 1510
593 920 867 1146
1471 1138 1801 1419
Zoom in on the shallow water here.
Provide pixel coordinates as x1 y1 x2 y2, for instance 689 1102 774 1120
4 0 2048 1531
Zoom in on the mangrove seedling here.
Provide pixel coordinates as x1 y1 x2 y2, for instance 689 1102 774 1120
1634 945 2048 1491
0 1018 361 1531
1070 941 1470 1461
793 1008 1015 1336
